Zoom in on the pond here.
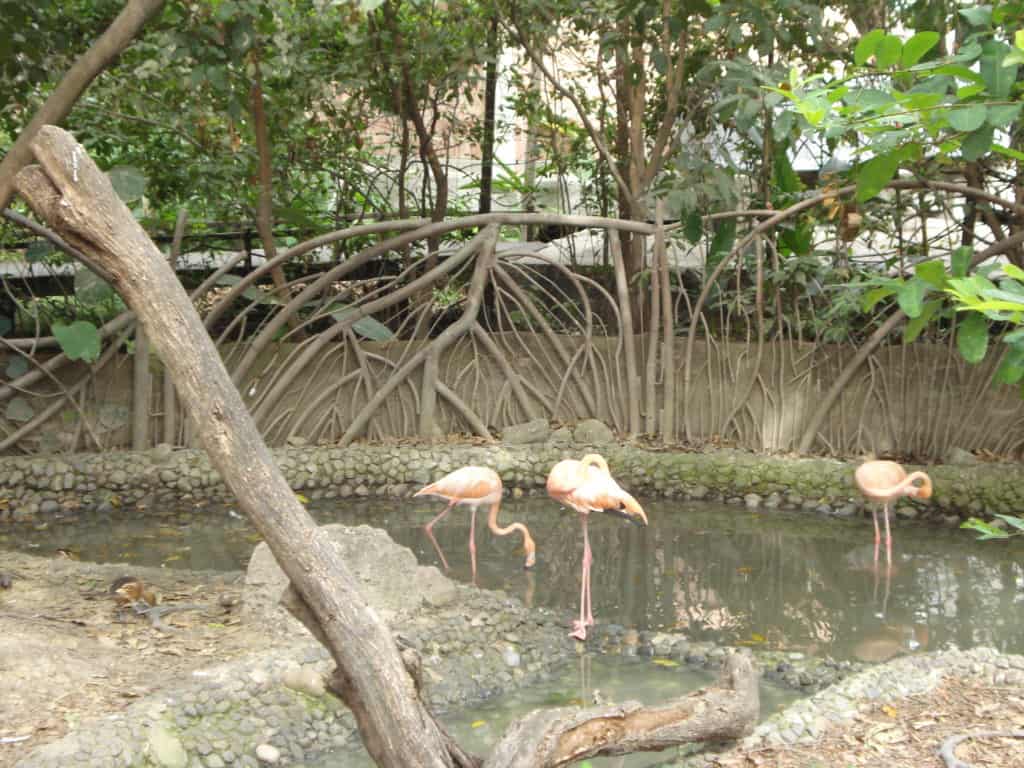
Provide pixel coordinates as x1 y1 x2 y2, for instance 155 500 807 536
3 496 1023 663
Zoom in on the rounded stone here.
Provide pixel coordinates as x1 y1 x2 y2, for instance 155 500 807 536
255 743 280 764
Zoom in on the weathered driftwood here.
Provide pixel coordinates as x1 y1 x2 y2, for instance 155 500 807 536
14 126 761 768
485 651 759 768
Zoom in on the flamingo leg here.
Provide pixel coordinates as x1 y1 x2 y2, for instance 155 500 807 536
872 507 881 568
571 515 592 640
424 500 457 571
883 502 892 568
469 505 478 585
583 519 594 627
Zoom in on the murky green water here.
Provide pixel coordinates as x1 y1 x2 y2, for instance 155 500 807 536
3 497 1023 662
310 654 797 768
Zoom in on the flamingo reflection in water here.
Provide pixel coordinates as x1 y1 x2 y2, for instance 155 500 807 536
546 454 647 640
414 466 535 583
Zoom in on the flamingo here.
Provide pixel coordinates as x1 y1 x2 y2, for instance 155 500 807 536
546 454 647 640
853 459 932 569
414 466 536 582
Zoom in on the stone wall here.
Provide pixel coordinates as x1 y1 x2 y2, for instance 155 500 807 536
2 437 1021 523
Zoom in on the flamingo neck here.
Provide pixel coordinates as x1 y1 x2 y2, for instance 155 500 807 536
487 502 537 560
580 454 609 474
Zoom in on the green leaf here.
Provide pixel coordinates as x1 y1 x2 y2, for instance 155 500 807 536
960 6 993 27
981 41 1016 98
708 218 737 272
903 299 942 343
861 285 896 313
961 126 994 161
951 246 972 278
52 320 102 363
957 312 989 364
948 104 988 132
902 31 940 67
995 345 1024 385
960 517 1010 540
914 260 947 290
990 144 1024 163
987 103 1022 128
897 278 927 318
5 356 29 379
1003 264 1024 281
856 152 900 202
874 35 903 69
5 396 34 423
993 514 1024 531
854 29 886 66
325 303 396 341
684 211 703 244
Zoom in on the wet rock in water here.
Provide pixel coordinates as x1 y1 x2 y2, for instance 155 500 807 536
501 419 551 444
744 493 761 509
572 419 614 445
242 524 456 637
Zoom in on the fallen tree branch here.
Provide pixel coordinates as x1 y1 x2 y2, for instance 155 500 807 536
485 651 759 768
939 729 1024 768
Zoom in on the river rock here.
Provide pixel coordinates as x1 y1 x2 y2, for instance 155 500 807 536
501 419 551 444
242 524 457 636
943 447 979 465
573 419 614 445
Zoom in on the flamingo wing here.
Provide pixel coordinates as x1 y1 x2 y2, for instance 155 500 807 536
415 466 502 503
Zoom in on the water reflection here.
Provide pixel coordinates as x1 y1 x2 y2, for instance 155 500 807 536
3 497 1023 661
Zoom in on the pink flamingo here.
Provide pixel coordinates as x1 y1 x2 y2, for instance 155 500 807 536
546 454 647 640
414 466 536 581
853 459 932 568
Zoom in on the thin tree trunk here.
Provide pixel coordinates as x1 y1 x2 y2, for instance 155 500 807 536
163 207 187 445
249 53 292 302
132 323 150 450
656 201 675 443
478 14 499 215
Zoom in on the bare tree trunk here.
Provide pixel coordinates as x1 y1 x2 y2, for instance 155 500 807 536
249 53 293 301
132 323 151 450
163 207 187 445
478 14 499 215
0 0 165 210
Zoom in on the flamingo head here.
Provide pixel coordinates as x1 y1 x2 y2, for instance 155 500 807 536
607 494 648 527
908 472 932 500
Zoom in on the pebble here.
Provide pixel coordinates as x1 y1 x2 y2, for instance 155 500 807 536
254 744 280 764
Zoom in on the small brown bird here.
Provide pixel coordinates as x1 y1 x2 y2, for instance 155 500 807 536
109 576 158 612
